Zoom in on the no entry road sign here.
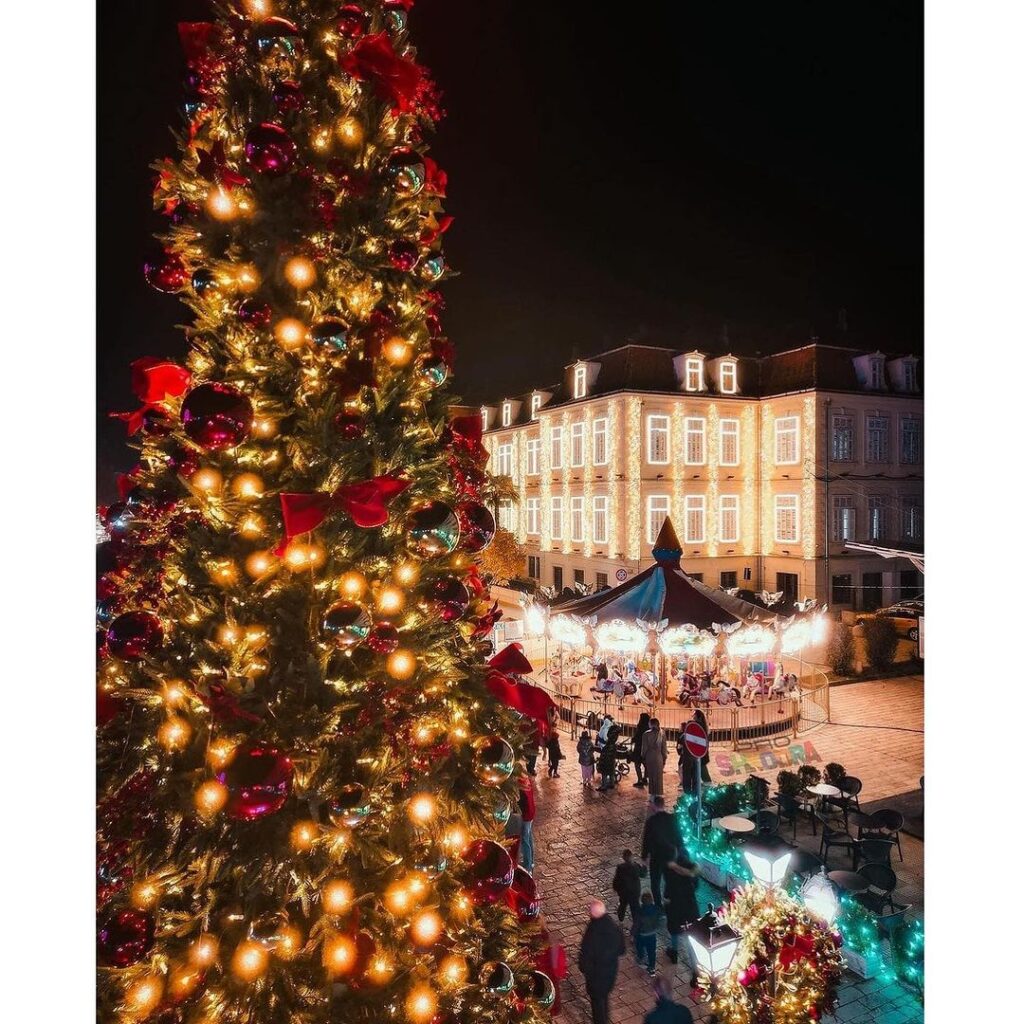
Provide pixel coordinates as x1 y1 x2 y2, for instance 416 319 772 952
682 721 709 759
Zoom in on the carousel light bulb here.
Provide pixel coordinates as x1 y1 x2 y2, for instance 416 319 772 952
275 924 303 959
238 511 266 537
284 256 316 290
195 780 228 817
290 820 318 852
251 416 277 439
335 114 365 149
338 571 368 599
206 186 238 221
245 550 275 580
232 939 269 982
387 649 417 680
408 793 435 825
405 983 438 1024
231 472 265 499
383 336 413 367
188 934 220 967
322 879 354 915
438 954 468 987
376 585 406 614
323 934 357 976
234 263 261 293
394 561 420 586
125 975 164 1017
191 467 223 496
130 878 162 910
410 909 443 946
207 738 236 770
274 317 308 351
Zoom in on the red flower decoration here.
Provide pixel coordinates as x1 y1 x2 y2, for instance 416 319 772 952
111 357 191 434
778 932 817 969
424 156 447 196
339 33 430 113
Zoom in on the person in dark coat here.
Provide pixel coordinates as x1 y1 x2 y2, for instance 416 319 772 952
597 739 617 791
578 899 626 1024
640 796 682 906
679 709 711 794
631 713 651 788
663 849 701 986
546 731 564 777
577 730 596 788
611 848 646 925
643 975 694 1024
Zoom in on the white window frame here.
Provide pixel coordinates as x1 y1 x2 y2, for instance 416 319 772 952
570 496 585 543
774 494 799 544
501 401 512 428
866 415 890 464
592 495 608 545
719 494 739 543
550 496 563 540
684 417 706 465
719 418 740 466
550 426 563 470
684 494 705 544
496 443 513 477
831 495 856 541
646 414 670 465
684 357 704 392
646 495 670 545
573 364 587 399
497 499 514 532
899 416 922 465
480 407 489 431
719 360 737 394
570 421 585 468
530 393 542 420
867 496 887 541
831 414 854 463
526 437 541 476
775 416 800 465
592 417 609 466
901 496 923 541
526 497 540 536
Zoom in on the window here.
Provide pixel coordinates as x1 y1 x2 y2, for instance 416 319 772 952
901 495 923 541
776 572 799 603
719 418 740 466
685 417 706 465
869 358 884 390
832 574 854 605
570 496 584 543
899 569 922 601
496 443 513 477
526 437 540 476
552 565 563 591
903 361 918 392
866 416 890 463
719 495 739 543
480 406 489 431
831 495 856 541
573 568 585 587
684 494 705 544
573 364 587 399
684 357 704 392
527 555 540 580
774 494 799 543
526 497 540 536
862 572 883 611
720 570 738 589
550 427 563 470
831 414 854 462
592 495 608 544
646 495 670 544
497 499 514 532
867 496 887 541
775 416 799 465
592 417 608 466
647 414 670 464
501 401 512 427
595 572 609 591
719 360 737 394
900 416 922 465
570 422 585 467
550 496 563 540
530 393 542 420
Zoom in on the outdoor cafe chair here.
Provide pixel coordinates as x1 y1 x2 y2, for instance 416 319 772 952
754 810 779 836
872 809 906 862
788 848 824 880
772 793 801 841
852 863 901 916
855 837 897 869
823 775 863 823
816 812 857 868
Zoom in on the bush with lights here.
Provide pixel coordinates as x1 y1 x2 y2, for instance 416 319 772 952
96 4 553 1024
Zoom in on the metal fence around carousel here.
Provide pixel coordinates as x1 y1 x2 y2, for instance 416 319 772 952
536 673 831 751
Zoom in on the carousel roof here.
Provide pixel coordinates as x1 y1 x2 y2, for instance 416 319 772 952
554 518 784 630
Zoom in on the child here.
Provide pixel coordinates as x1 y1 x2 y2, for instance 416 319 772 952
577 731 596 788
612 849 647 925
634 891 663 975
546 731 564 777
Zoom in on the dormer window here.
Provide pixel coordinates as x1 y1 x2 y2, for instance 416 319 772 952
685 356 704 392
501 401 512 428
719 360 737 394
573 364 587 399
480 406 489 431
869 357 884 390
531 393 542 420
903 361 918 392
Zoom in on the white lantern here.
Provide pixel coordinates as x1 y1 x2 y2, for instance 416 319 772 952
742 837 792 889
524 603 547 638
686 914 741 979
801 871 840 926
548 614 586 646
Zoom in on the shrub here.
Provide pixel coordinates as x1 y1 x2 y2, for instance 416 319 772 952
863 616 899 670
776 770 802 797
798 765 822 789
824 762 846 786
746 775 770 810
827 622 856 675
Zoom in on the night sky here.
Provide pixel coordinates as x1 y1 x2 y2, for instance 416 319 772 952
97 0 922 499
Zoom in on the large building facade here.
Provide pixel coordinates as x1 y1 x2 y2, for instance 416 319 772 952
481 343 923 610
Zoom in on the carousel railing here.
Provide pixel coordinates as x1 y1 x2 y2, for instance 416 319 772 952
796 668 831 732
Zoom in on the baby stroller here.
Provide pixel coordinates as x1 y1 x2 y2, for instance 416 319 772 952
613 741 634 780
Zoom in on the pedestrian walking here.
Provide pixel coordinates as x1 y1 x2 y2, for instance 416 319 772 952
640 795 682 906
663 852 701 987
518 775 536 872
577 730 596 788
643 974 694 1024
640 718 668 798
631 712 651 788
597 737 618 791
611 848 646 925
633 891 663 975
578 899 626 1024
546 731 564 777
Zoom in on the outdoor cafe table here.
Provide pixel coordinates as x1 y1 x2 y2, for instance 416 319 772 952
806 783 841 799
713 814 756 835
827 870 869 893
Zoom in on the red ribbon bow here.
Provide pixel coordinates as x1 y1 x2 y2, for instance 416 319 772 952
778 932 817 970
488 643 534 676
339 33 429 113
276 474 409 554
111 357 191 434
424 156 447 197
485 669 556 725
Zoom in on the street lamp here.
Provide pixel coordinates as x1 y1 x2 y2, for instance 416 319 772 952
742 836 793 889
686 911 741 979
800 871 840 926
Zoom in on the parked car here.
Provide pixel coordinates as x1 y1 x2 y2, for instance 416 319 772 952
857 599 923 642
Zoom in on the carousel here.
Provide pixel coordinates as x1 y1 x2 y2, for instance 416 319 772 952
529 519 826 708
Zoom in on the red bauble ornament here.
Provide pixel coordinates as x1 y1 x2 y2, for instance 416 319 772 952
237 298 273 327
272 79 305 112
244 122 297 176
510 866 540 922
166 443 199 480
334 411 366 439
98 908 155 968
423 574 470 622
366 621 400 654
460 839 515 903
144 251 188 293
180 382 253 450
337 4 370 38
97 686 124 727
218 744 293 820
456 501 496 553
106 611 163 661
388 240 419 271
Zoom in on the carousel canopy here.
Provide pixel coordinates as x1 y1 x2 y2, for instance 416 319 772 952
554 518 785 630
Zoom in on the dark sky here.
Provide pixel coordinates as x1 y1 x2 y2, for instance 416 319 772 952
97 0 922 499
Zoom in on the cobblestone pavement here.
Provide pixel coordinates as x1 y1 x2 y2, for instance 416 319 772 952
529 677 924 1024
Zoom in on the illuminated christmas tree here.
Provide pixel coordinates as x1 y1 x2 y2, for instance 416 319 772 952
97 3 551 1022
